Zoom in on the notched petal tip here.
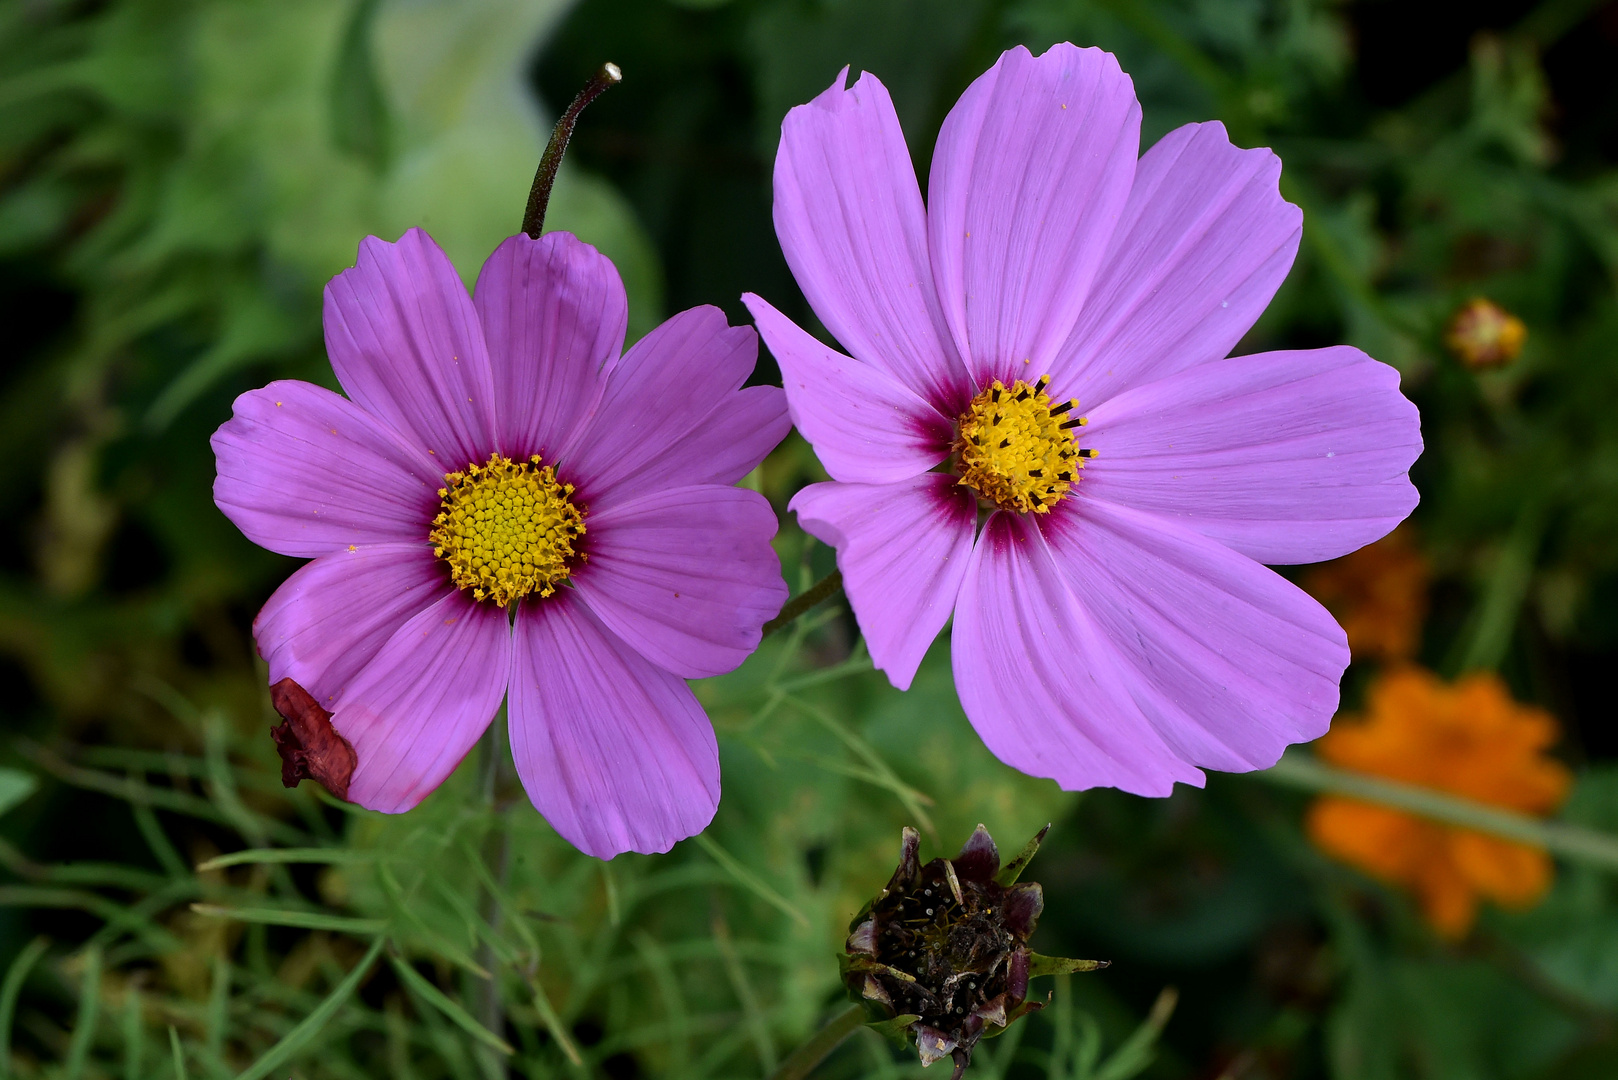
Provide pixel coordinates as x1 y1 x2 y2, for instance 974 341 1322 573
955 823 1000 882
268 677 356 801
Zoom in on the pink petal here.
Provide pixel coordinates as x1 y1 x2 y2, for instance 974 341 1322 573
323 229 497 468
1050 122 1303 400
952 512 1202 796
745 293 953 485
666 385 792 490
773 68 968 411
1042 498 1348 774
254 542 451 705
791 476 975 691
510 591 719 859
927 44 1140 386
565 306 784 504
1082 345 1421 564
474 231 625 462
332 590 512 813
211 380 442 557
571 485 788 679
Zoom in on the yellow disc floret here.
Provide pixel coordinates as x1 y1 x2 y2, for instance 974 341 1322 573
430 453 585 607
955 375 1093 514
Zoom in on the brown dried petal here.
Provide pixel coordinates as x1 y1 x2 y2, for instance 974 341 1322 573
269 678 356 800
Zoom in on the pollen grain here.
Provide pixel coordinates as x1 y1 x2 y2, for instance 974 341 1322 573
430 453 584 607
955 376 1090 514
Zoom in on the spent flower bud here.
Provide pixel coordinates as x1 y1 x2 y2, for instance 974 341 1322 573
1444 297 1526 370
842 825 1105 1079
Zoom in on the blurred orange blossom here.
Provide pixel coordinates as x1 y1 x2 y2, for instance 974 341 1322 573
1303 526 1429 662
1307 666 1572 938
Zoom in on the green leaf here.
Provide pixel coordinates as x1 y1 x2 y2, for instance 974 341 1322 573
865 1013 920 1047
232 936 385 1080
0 769 37 819
996 824 1051 886
387 952 513 1055
1026 953 1109 978
190 904 386 935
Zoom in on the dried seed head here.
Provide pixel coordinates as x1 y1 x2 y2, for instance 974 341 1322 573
840 824 1105 1079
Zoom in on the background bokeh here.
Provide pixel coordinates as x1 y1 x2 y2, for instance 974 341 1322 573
4 0 1618 1078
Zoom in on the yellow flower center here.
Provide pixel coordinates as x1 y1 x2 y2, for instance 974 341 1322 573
429 453 585 607
954 375 1092 514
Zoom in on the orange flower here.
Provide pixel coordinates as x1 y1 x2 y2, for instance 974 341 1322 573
1307 666 1572 938
1303 526 1429 662
1444 297 1526 370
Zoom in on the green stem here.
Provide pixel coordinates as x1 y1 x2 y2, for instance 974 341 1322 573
522 62 621 238
762 570 843 638
767 1004 866 1080
1259 751 1618 872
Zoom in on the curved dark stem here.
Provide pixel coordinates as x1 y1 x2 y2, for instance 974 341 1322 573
522 62 622 238
766 1004 866 1080
762 569 843 638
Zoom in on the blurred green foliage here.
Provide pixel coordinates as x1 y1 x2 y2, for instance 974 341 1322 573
3 0 1618 1078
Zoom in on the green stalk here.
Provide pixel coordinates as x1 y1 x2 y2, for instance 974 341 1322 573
767 1005 867 1080
521 63 621 238
1259 752 1618 872
762 570 844 638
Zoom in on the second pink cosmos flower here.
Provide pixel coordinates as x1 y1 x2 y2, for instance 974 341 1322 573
745 44 1423 796
215 228 789 858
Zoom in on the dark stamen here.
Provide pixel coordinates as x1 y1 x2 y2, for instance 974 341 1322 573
523 63 622 238
1059 417 1085 429
1034 374 1050 391
1015 388 1030 401
1049 400 1075 416
1078 448 1097 457
1058 472 1073 481
999 438 1011 448
991 387 1002 402
1029 469 1043 477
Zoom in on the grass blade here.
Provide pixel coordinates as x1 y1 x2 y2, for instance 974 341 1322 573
62 944 101 1080
0 937 48 1080
168 1026 187 1080
233 935 385 1080
387 953 513 1055
196 848 377 872
190 904 387 935
692 834 810 929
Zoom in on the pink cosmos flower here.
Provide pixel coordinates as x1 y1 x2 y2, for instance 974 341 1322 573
743 44 1422 796
214 228 790 857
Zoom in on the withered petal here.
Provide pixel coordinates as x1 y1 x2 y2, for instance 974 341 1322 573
915 1025 957 1067
269 678 356 800
955 823 1000 882
1001 882 1044 939
887 826 922 894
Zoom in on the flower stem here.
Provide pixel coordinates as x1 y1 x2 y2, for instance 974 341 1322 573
522 62 621 239
767 1004 866 1080
1260 750 1618 872
762 570 843 638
